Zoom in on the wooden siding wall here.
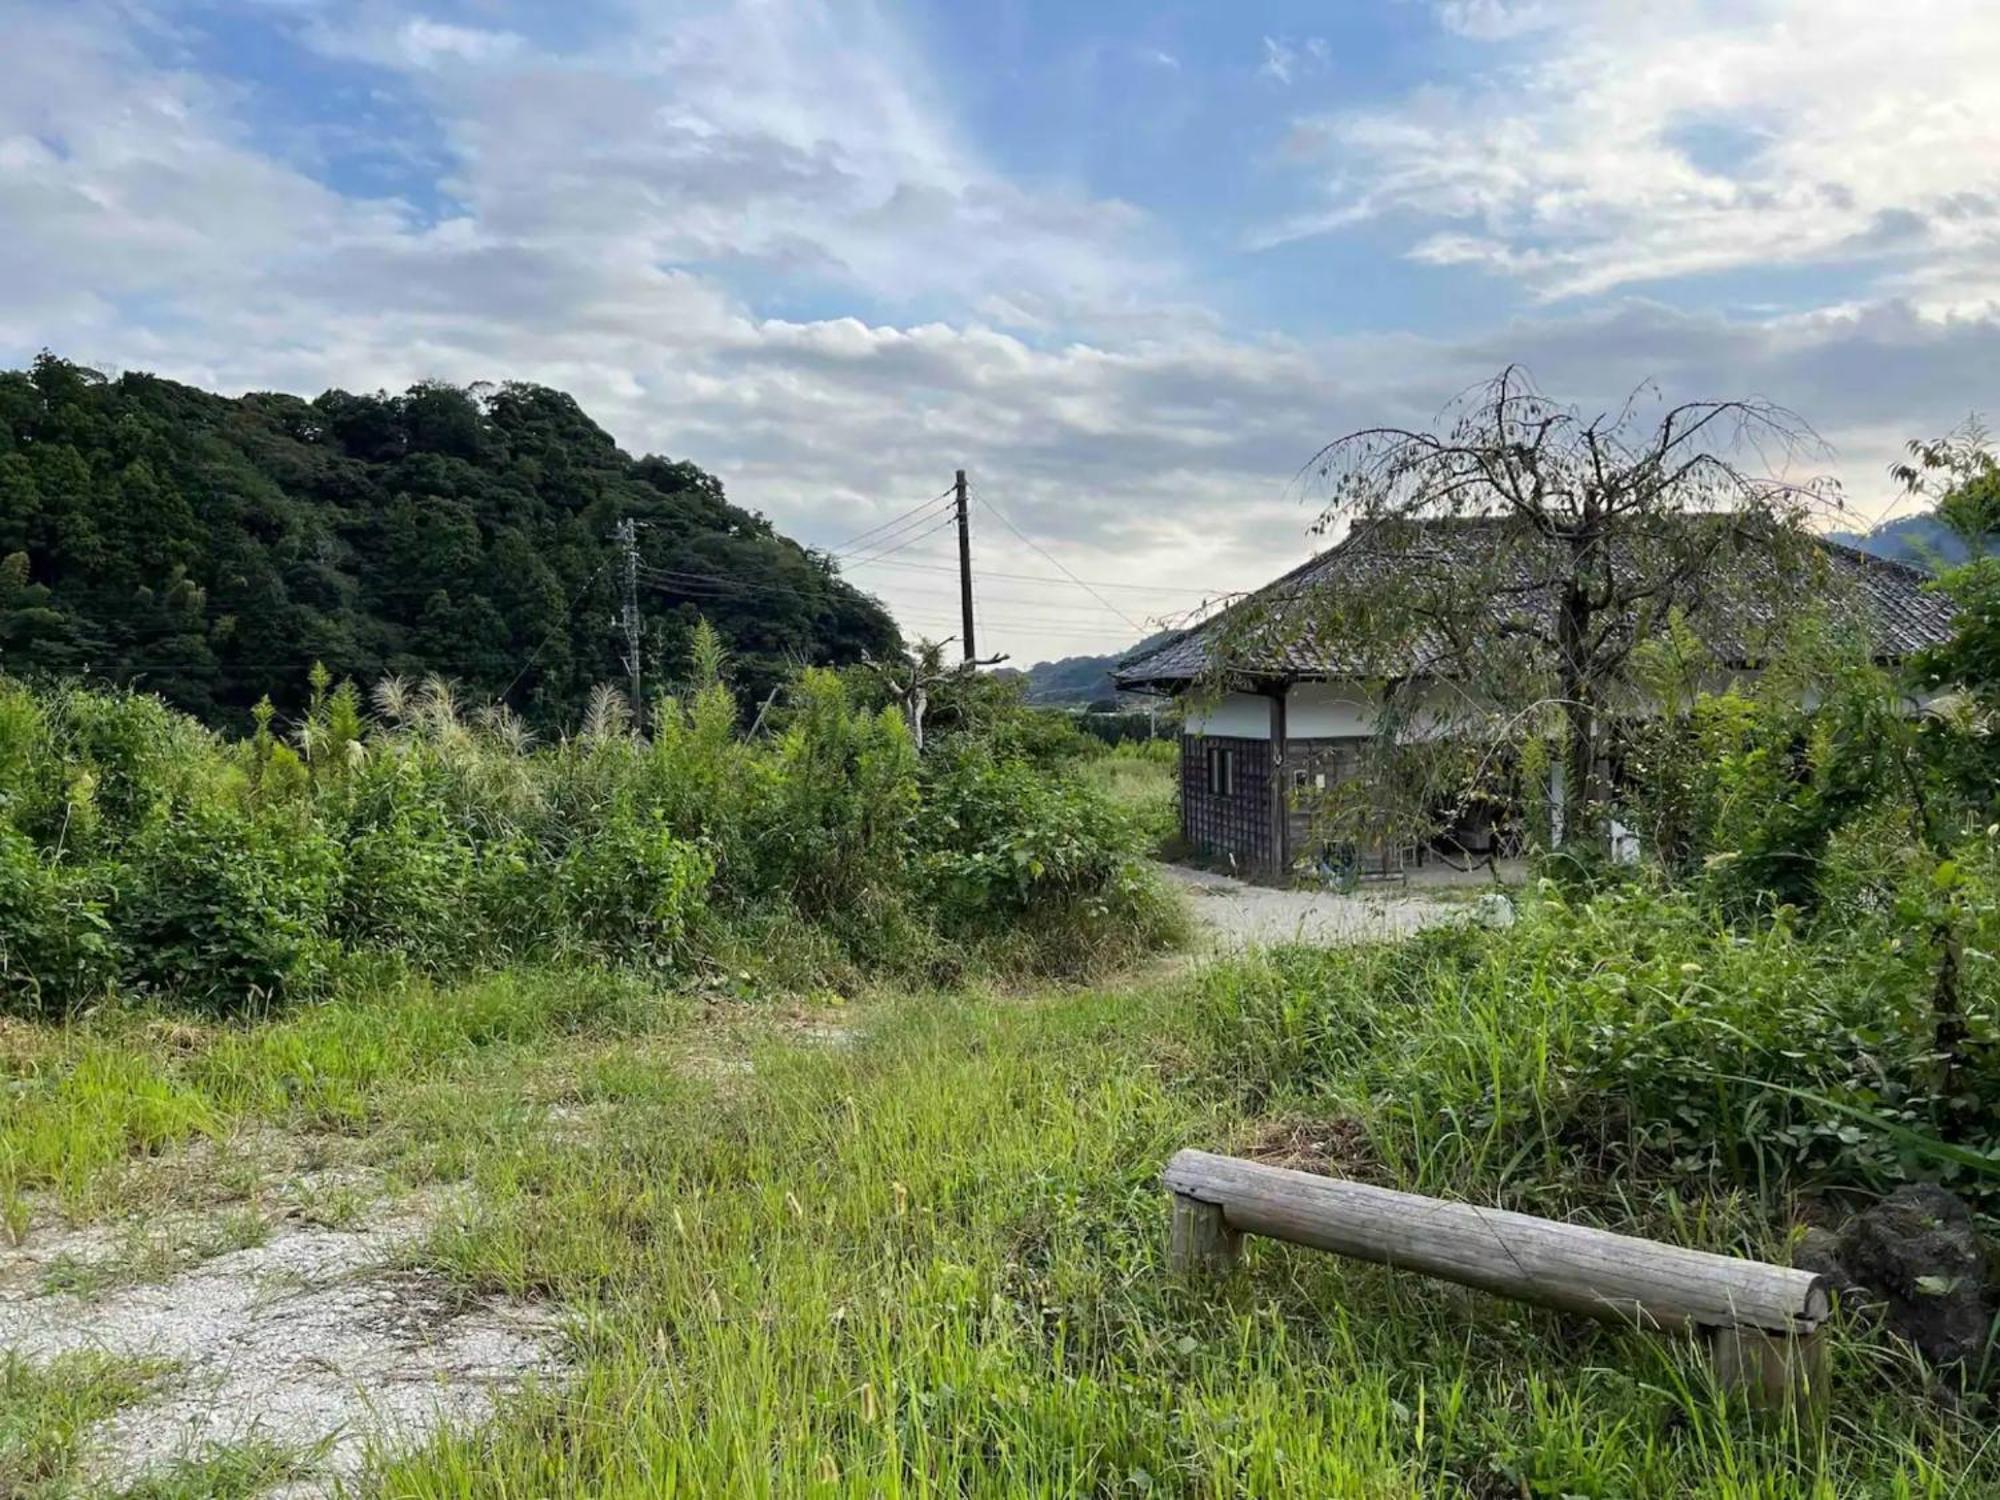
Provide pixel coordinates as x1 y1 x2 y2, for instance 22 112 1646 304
1180 735 1275 869
1281 737 1367 862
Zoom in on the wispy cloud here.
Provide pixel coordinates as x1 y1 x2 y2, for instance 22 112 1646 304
1271 1 2000 307
1259 36 1295 84
1259 34 1328 86
1431 0 1557 41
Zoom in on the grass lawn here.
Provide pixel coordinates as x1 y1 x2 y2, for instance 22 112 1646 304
3 959 1991 1497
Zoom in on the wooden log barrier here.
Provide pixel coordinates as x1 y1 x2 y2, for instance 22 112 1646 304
1164 1149 1829 1411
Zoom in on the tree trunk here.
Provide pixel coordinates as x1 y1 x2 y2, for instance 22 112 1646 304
1555 579 1600 852
1933 916 1972 1135
1559 695 1599 848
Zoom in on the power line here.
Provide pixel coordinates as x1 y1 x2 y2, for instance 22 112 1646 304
840 515 959 570
639 567 1142 639
972 489 1149 633
498 557 613 705
893 614 1138 644
829 500 957 561
642 564 1145 624
824 489 956 556
836 551 1226 597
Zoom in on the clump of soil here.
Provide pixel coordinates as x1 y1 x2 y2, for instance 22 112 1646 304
1795 1183 1997 1377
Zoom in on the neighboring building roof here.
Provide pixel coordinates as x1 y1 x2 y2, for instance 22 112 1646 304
1115 515 1958 691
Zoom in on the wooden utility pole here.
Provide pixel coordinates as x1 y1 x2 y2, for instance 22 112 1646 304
616 517 643 730
954 468 975 664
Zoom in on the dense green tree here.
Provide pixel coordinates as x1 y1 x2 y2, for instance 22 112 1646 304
0 356 899 727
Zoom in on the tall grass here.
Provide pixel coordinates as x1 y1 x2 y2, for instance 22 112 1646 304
5 919 1992 1492
0 967 667 1217
1193 880 2000 1217
363 978 1990 1497
1076 740 1178 854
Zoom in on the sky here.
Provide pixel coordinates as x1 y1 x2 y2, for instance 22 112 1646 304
5 0 1999 665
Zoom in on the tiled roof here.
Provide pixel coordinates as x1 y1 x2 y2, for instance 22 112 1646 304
1115 516 1957 690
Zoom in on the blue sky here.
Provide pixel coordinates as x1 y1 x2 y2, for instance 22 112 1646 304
5 0 1999 662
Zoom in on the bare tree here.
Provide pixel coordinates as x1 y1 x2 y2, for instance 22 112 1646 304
863 638 954 752
862 637 1008 751
1279 366 1838 844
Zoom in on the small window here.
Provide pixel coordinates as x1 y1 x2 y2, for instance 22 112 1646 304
1204 745 1235 797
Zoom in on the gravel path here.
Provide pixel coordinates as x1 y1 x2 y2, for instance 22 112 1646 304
0 1183 560 1496
1161 863 1474 950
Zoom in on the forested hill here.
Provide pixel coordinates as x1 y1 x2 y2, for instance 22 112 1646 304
0 355 899 727
1018 630 1177 706
1829 512 1964 569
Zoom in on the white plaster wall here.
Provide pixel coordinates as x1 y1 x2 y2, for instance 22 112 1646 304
1183 691 1272 739
1285 680 1378 738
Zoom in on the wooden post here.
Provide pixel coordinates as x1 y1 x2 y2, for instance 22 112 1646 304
1708 1325 1829 1419
1163 1150 1829 1411
1169 1191 1241 1276
954 469 975 664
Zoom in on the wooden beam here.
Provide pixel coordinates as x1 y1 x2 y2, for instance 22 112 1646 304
1162 1150 1827 1336
1267 689 1288 875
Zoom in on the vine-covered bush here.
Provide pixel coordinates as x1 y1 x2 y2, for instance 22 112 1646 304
0 661 1173 1014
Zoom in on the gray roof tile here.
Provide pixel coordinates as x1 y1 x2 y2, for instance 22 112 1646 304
1116 517 1957 689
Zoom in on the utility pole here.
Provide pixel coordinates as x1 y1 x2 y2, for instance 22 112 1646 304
615 516 643 731
954 468 975 664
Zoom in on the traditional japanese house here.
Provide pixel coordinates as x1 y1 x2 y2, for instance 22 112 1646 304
1114 517 1957 880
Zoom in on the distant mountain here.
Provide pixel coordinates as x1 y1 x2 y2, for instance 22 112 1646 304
1829 512 1964 569
1019 630 1177 706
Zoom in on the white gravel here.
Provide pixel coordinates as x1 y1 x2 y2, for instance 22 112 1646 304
1162 863 1471 950
0 1195 561 1495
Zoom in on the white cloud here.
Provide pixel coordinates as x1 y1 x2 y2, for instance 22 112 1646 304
1259 34 1327 86
1431 0 1556 41
394 17 523 67
1276 1 2000 308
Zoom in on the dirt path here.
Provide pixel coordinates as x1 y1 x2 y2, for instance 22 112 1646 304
1161 863 1476 950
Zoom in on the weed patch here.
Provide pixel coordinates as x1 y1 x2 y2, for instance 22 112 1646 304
0 1352 174 1498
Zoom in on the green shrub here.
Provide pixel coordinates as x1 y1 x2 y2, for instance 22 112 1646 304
330 755 477 964
554 806 712 965
917 738 1179 970
0 826 120 1015
0 660 1180 1008
759 669 918 922
116 803 341 1007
